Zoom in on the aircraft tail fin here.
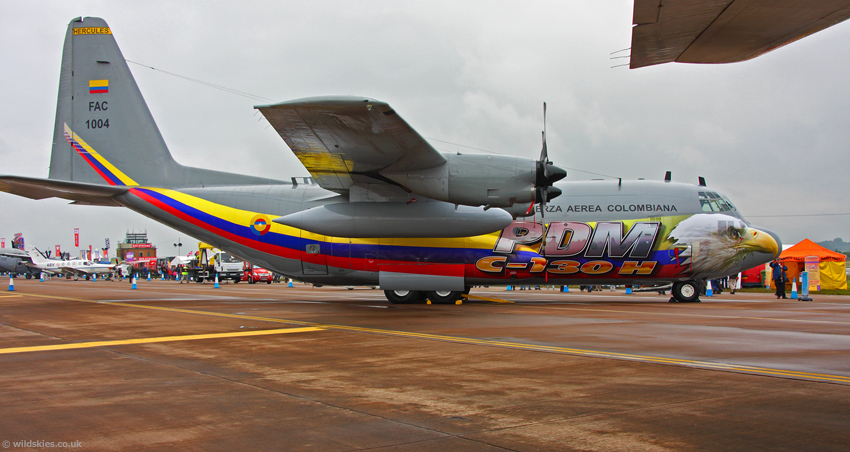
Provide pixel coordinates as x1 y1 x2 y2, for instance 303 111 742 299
48 17 284 188
26 247 48 265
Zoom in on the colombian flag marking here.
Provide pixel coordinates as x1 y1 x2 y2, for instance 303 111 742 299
89 80 109 94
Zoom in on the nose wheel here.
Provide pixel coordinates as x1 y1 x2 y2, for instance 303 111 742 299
671 280 701 303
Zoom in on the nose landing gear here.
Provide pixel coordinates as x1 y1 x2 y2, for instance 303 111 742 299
670 280 701 303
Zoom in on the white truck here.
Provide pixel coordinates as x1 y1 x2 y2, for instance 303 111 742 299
186 243 243 283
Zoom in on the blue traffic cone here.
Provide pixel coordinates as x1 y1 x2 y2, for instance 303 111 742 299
625 285 632 294
288 280 293 288
147 273 151 281
7 276 14 291
561 285 569 293
706 282 713 297
507 285 513 291
790 281 798 299
131 276 137 289
93 274 97 281
214 274 220 289
40 272 44 282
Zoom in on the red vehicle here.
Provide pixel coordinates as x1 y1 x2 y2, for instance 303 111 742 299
242 267 273 284
741 265 766 288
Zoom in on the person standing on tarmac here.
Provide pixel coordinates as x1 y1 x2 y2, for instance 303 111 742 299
770 259 788 299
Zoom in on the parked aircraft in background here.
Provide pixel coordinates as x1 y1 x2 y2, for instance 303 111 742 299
0 17 789 303
0 248 39 279
26 247 115 280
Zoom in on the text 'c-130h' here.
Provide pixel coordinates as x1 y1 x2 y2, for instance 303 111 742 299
0 17 781 304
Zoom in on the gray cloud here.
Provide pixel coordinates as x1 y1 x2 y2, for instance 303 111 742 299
1 1 848 254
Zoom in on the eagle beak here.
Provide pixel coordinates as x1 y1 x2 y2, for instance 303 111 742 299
737 227 780 257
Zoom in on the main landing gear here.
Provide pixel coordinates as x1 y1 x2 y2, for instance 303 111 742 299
384 288 470 304
670 280 701 303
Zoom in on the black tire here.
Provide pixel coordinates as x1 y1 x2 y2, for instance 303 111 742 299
25 273 32 280
384 290 425 304
266 280 271 284
672 281 701 303
426 290 464 304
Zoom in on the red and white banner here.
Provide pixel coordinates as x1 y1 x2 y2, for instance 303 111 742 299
74 228 79 247
131 244 153 248
55 245 61 256
1 238 4 248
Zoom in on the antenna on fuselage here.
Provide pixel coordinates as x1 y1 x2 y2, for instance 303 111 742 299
664 171 672 183
698 176 707 187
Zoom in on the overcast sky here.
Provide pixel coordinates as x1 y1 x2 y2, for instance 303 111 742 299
1 1 849 256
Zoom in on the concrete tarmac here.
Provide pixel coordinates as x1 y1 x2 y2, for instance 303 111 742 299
1 278 849 451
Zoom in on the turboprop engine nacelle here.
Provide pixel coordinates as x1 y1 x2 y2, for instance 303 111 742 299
383 154 558 208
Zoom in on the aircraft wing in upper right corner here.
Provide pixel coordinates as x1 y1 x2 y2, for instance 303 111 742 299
630 0 850 68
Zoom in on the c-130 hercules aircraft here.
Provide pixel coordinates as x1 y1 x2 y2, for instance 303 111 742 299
0 17 784 304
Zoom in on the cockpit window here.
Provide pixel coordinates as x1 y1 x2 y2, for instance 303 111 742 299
698 191 737 212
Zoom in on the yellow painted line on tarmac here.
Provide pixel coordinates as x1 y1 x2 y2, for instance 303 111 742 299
15 293 850 384
0 327 322 355
293 323 850 384
539 306 850 326
463 294 514 304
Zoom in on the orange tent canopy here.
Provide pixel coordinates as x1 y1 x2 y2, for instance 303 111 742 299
779 239 847 263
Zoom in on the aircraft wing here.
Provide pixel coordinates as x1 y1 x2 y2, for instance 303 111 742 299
630 0 850 69
26 263 60 274
0 249 28 259
57 267 85 276
0 175 127 206
256 97 447 192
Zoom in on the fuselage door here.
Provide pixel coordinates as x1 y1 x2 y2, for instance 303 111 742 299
301 235 328 275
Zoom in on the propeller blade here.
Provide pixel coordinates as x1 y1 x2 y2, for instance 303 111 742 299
540 102 548 162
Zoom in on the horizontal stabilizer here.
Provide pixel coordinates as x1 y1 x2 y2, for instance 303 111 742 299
0 175 127 206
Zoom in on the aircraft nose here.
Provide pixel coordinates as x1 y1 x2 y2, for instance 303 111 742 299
739 225 782 270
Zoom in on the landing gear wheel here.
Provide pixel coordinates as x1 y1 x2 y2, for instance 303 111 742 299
384 290 425 304
672 281 701 303
426 290 464 304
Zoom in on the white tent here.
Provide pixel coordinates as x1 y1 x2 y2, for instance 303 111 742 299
170 256 192 267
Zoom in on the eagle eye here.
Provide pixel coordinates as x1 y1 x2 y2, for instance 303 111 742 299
726 226 742 240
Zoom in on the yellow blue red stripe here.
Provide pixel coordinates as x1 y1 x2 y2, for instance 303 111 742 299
129 187 506 275
63 124 137 186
